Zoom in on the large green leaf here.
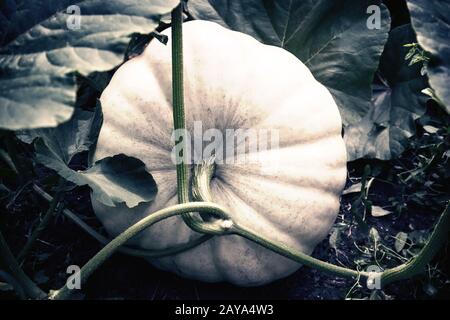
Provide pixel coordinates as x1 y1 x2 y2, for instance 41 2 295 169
188 0 390 125
0 0 180 130
17 103 103 165
344 25 428 160
407 0 450 113
35 139 157 207
18 100 157 207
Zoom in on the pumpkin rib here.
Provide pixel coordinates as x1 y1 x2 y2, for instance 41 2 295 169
218 135 347 175
100 94 173 151
180 22 322 134
217 130 333 157
211 234 298 286
135 54 175 110
214 173 340 241
95 132 172 172
206 181 305 285
172 236 223 282
210 177 295 239
106 118 173 153
97 127 171 160
211 177 322 247
213 135 345 172
217 167 342 200
217 164 346 195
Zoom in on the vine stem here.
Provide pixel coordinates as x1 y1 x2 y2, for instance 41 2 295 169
17 179 66 263
50 202 231 300
0 270 26 299
0 229 46 299
171 3 224 235
234 224 366 278
171 3 189 206
32 183 212 259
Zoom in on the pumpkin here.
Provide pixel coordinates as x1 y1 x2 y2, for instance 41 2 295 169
92 20 347 286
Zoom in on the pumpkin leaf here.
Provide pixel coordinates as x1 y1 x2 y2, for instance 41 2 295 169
0 0 180 130
17 103 103 165
76 71 115 109
407 0 450 114
344 25 428 160
187 0 390 126
34 139 157 207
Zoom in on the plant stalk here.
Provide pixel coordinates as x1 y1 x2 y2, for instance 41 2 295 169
50 202 231 300
171 3 188 205
0 229 46 299
33 182 213 259
171 3 221 234
0 270 26 299
17 179 66 263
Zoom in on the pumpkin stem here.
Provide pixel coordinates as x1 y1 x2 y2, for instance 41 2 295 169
192 156 216 203
171 5 229 236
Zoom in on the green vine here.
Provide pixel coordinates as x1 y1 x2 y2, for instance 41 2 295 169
17 179 66 263
0 230 46 299
170 3 233 236
50 201 232 300
32 184 212 259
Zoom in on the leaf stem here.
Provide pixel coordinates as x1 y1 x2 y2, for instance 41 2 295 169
0 270 26 299
0 148 18 175
0 229 46 299
17 179 66 263
171 3 188 205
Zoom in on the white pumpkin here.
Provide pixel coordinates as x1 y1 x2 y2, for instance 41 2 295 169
92 20 347 286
